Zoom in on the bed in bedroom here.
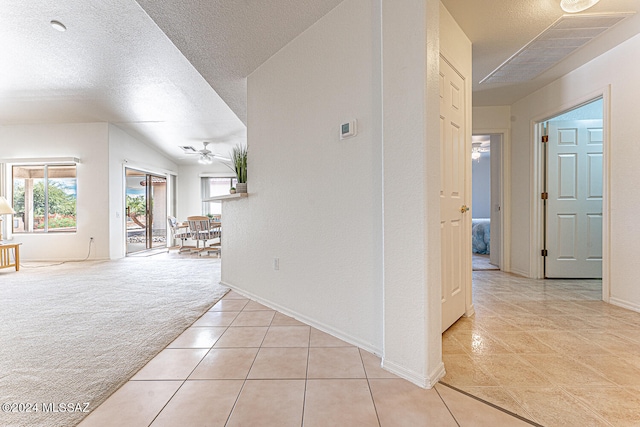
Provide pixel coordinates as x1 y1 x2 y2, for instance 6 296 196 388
472 218 490 254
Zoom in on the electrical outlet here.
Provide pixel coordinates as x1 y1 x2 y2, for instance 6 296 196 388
273 257 279 270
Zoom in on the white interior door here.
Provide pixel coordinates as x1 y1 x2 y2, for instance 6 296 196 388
440 55 469 332
546 119 603 278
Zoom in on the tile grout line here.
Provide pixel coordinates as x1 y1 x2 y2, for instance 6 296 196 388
300 326 312 427
144 292 234 426
433 384 461 427
439 381 546 426
223 299 272 426
556 385 617 427
359 348 382 427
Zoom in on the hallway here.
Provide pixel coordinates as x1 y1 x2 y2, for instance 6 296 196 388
443 270 640 426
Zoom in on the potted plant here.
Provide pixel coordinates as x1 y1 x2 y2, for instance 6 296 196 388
230 145 248 193
229 187 236 194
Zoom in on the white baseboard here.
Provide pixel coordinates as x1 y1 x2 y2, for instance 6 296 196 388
219 280 380 355
464 304 475 318
609 297 640 314
509 267 531 278
220 281 450 388
381 359 445 389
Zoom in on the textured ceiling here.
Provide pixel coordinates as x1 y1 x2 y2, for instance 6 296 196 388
441 0 640 106
2 0 640 165
0 0 246 164
134 0 345 124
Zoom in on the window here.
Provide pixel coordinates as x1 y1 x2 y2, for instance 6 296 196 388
12 164 77 233
201 177 236 216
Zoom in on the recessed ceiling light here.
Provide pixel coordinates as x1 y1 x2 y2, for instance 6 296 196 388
560 0 600 13
50 20 67 32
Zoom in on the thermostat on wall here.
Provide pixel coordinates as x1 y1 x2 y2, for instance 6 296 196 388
340 120 357 140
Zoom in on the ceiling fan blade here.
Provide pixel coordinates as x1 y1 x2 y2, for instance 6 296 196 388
212 154 231 161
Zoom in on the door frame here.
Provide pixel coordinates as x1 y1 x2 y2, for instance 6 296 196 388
471 130 511 273
530 87 611 301
123 165 170 255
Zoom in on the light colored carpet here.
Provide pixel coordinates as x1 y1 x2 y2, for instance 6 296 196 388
0 256 228 427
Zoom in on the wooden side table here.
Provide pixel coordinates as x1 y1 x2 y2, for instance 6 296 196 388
0 243 21 272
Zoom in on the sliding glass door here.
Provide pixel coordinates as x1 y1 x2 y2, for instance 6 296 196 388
125 168 167 254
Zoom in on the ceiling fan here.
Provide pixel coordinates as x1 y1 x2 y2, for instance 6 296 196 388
180 141 231 164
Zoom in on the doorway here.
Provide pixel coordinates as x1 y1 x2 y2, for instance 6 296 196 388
539 98 603 279
125 168 167 254
471 133 502 271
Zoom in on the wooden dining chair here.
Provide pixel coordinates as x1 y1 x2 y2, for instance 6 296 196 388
187 216 221 255
167 216 192 252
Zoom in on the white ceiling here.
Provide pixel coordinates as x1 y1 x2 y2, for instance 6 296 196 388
441 0 640 105
0 0 250 164
2 0 639 165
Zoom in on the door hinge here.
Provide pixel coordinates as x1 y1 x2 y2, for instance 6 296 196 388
541 249 548 257
541 192 548 200
541 135 549 143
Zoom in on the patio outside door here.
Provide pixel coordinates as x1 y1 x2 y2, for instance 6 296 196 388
125 168 167 254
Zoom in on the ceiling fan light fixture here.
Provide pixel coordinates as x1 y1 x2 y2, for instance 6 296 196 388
560 0 600 13
198 153 213 164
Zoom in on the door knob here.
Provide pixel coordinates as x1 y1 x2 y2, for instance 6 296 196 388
460 205 470 213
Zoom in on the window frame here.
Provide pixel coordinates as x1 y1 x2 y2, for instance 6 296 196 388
12 163 78 234
201 176 237 216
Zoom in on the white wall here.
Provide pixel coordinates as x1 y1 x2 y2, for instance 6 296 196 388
176 163 232 221
225 0 382 353
223 0 455 387
473 106 511 131
472 152 491 218
510 33 640 309
0 123 179 260
107 124 178 259
382 0 443 386
0 123 111 260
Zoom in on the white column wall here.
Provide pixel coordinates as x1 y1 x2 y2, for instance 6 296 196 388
510 33 640 309
381 0 445 387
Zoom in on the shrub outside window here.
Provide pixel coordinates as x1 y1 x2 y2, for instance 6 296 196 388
12 164 77 233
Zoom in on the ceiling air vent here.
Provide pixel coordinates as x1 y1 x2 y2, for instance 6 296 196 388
179 146 197 153
480 12 634 84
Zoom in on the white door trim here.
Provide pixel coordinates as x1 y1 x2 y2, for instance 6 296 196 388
530 86 611 301
472 129 511 273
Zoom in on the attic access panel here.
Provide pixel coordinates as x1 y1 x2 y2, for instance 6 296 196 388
480 13 633 85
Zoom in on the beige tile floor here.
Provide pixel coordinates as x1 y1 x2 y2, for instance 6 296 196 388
443 270 640 427
79 290 532 427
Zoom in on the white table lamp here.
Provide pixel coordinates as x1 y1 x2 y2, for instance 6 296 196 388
0 196 16 242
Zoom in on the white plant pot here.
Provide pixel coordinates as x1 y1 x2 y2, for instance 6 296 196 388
236 183 247 193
